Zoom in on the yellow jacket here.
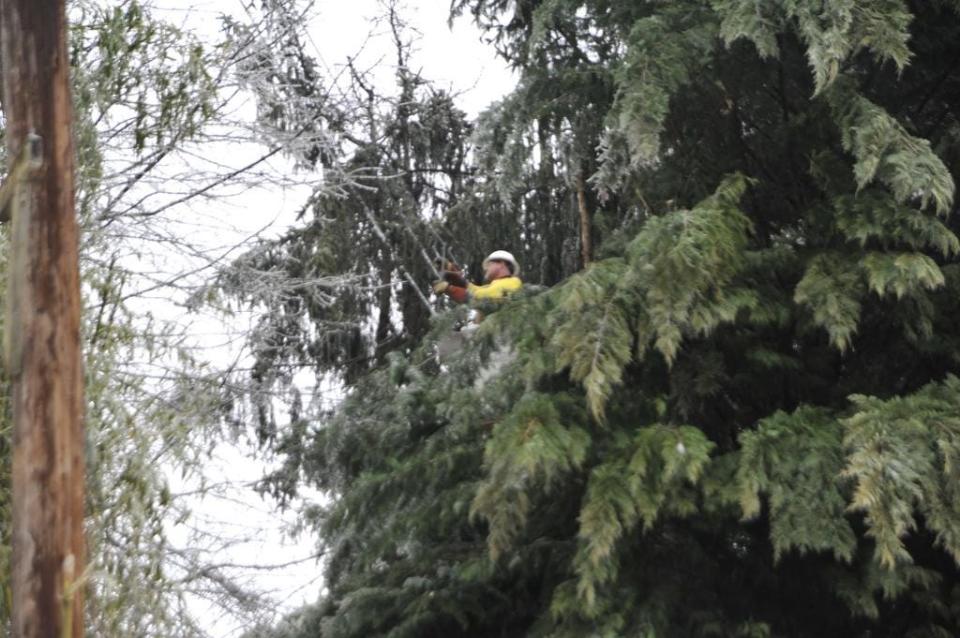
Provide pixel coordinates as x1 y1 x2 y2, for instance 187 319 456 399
467 276 523 301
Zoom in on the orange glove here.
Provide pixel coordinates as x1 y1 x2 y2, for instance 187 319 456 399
432 280 468 303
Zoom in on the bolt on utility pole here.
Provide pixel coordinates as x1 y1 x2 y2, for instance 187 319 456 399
0 1 86 636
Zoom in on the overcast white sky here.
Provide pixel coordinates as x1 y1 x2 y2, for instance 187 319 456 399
155 0 513 118
138 1 514 636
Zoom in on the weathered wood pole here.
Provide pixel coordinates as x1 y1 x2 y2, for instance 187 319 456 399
0 1 86 636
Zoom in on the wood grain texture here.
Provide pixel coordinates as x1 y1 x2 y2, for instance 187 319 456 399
0 1 86 636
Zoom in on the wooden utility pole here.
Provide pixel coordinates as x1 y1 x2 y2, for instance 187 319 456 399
0 1 86 636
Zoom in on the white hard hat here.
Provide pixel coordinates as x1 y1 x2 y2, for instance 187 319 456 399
483 250 520 276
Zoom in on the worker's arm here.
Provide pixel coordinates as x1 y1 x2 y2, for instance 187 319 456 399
467 277 522 301
435 277 521 304
433 280 469 303
446 284 469 303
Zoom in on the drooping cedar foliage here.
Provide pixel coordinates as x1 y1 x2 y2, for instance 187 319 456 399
247 2 960 636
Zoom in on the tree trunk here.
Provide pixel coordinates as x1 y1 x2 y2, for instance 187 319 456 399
576 171 593 268
0 1 86 636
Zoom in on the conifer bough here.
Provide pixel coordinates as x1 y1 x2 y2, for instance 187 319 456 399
240 1 960 636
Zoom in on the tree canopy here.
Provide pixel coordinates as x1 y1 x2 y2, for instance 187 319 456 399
241 0 960 636
3 0 960 635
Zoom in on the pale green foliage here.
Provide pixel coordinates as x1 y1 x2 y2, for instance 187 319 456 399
84 305 232 637
549 260 632 422
714 0 913 93
713 0 781 59
738 407 857 562
574 425 714 613
794 253 865 351
843 376 960 570
471 393 590 561
548 176 755 422
792 0 913 93
615 6 718 164
528 0 582 50
830 87 955 215
615 0 916 176
480 290 558 388
784 2 853 92
860 252 945 298
72 0 216 152
833 191 960 257
625 174 755 364
846 0 914 68
795 248 947 350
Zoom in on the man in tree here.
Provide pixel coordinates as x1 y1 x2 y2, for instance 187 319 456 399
432 250 522 303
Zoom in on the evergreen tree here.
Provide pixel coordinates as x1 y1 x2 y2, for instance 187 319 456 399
247 1 960 636
211 2 481 469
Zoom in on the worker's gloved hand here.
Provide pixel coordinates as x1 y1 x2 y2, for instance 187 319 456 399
442 270 467 287
432 280 450 295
